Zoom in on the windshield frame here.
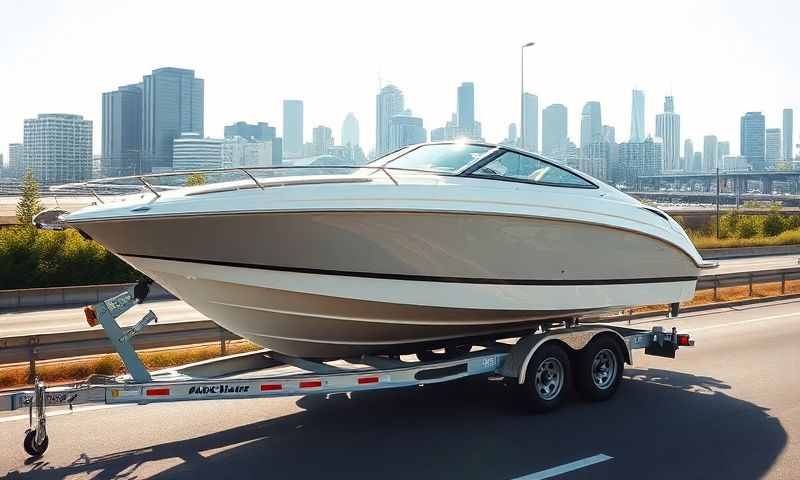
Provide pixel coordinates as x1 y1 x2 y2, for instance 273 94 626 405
369 142 499 175
463 147 599 189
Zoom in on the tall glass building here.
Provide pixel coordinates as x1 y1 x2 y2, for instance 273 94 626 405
142 68 204 172
102 83 143 177
630 90 645 142
542 104 568 159
282 100 304 158
655 96 681 171
740 112 766 170
375 85 405 156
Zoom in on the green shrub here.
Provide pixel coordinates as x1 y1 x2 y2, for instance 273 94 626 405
0 227 137 289
736 216 761 239
718 211 740 239
763 214 787 237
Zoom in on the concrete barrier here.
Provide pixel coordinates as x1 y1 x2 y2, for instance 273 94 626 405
699 244 800 259
0 283 174 310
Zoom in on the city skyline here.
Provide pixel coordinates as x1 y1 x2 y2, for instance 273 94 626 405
3 0 799 164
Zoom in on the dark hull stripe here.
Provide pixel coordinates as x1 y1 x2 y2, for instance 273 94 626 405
119 252 698 286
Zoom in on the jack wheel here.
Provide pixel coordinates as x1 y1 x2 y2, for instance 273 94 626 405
24 429 49 457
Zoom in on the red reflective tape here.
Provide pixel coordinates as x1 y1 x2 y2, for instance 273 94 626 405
260 384 283 391
299 380 322 389
146 388 170 396
358 376 379 384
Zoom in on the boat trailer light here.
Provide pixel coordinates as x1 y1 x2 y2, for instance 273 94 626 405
84 306 98 327
677 334 693 347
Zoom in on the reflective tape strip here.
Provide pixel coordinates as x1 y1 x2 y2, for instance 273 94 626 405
358 376 379 385
260 384 282 391
146 388 170 396
299 380 322 389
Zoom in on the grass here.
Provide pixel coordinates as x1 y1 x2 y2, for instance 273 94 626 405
689 229 800 249
632 279 800 314
0 340 261 390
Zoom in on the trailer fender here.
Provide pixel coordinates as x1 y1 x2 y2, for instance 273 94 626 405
500 328 631 384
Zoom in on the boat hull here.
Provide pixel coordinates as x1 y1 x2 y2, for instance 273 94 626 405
71 210 699 357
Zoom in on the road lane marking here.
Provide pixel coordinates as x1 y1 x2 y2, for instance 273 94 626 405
511 454 613 479
0 403 129 423
685 311 800 333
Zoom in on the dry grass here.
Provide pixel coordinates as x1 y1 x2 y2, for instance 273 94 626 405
689 229 800 249
632 279 800 314
0 340 260 390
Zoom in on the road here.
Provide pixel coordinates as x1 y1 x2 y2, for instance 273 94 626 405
1 297 798 479
0 254 798 339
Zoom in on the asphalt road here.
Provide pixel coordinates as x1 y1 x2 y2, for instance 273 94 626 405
1 297 798 479
1 254 797 339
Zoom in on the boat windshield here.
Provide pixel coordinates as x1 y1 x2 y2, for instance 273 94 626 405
381 144 492 173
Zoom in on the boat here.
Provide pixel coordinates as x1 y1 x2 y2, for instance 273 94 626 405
55 141 711 358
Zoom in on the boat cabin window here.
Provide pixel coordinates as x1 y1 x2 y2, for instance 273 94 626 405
383 144 492 173
472 152 595 188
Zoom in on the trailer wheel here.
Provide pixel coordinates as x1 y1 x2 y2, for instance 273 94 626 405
575 337 623 402
23 429 48 457
517 343 570 413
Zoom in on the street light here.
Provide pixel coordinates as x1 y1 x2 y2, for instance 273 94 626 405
520 42 535 149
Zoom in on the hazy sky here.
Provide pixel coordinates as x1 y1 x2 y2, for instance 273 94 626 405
2 0 798 164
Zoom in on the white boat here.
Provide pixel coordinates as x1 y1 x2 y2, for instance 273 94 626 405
58 142 710 358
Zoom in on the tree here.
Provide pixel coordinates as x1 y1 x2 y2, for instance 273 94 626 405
186 173 206 186
16 169 44 227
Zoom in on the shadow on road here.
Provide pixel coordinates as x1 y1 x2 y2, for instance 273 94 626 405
7 369 787 480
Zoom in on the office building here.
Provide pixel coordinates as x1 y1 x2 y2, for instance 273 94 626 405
222 136 277 168
766 128 781 167
740 112 766 170
655 96 681 171
283 100 304 158
172 133 222 171
8 143 23 178
693 152 702 172
142 67 204 172
717 141 730 165
389 113 426 150
684 139 694 171
542 104 568 158
23 114 92 184
522 93 538 152
501 123 518 147
580 101 602 149
342 113 359 147
630 89 645 142
224 121 276 141
312 125 334 155
616 138 663 187
457 82 478 138
580 142 610 182
102 83 143 177
783 108 794 161
703 135 718 171
375 85 405 156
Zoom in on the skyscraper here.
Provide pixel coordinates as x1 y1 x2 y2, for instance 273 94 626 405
740 112 766 170
783 109 794 161
580 142 611 182
8 143 23 178
693 152 703 172
717 141 730 167
766 128 781 167
283 100 304 158
142 67 204 172
389 113 426 150
102 83 143 177
503 123 518 146
312 125 333 155
23 114 93 184
683 139 694 171
655 96 681 171
616 138 663 187
630 89 645 142
542 104 568 158
580 101 602 149
457 82 476 138
375 85 405 156
522 93 538 152
341 113 359 147
703 135 718 171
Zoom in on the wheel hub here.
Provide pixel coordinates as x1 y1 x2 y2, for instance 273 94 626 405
535 357 564 401
591 348 618 390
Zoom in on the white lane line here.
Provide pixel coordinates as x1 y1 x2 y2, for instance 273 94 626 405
511 454 613 480
685 311 800 334
0 403 129 423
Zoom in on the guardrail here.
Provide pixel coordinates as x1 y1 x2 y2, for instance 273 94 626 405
0 283 174 310
3 266 800 375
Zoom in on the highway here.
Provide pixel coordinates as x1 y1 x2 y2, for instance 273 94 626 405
0 254 798 338
0 297 799 478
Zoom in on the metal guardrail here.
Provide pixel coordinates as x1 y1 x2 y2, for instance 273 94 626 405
2 266 800 374
0 283 173 310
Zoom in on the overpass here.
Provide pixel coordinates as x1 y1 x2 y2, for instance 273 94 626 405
636 170 800 196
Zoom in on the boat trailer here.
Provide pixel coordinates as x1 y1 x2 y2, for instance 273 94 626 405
0 282 694 457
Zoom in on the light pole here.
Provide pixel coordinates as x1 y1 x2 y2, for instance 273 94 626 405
520 42 535 149
716 167 721 238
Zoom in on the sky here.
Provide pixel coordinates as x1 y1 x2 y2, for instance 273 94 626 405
1 0 799 165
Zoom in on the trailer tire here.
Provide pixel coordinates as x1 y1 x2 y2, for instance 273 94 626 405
23 429 48 457
517 343 570 413
575 336 623 402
